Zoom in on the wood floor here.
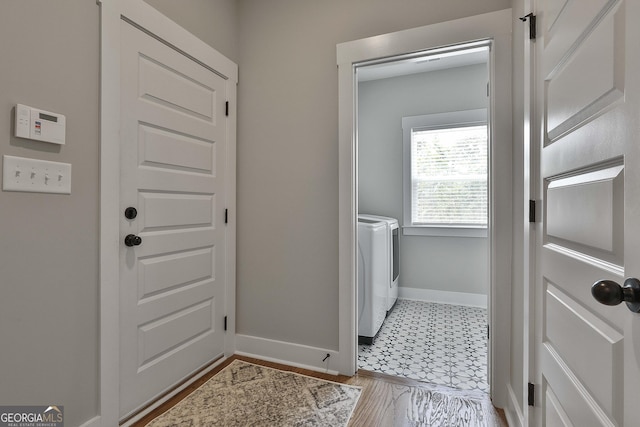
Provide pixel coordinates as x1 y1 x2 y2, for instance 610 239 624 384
134 355 508 426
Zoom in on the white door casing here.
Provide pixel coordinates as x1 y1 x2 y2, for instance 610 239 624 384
119 20 227 418
99 0 237 425
534 0 640 425
337 9 512 406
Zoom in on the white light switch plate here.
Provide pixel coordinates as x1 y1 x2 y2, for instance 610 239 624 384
3 155 71 194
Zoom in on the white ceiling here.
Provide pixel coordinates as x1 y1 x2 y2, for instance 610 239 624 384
357 47 489 82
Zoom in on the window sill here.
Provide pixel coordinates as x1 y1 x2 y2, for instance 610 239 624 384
402 226 487 238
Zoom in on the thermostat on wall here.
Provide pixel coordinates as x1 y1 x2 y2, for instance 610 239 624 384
15 104 66 145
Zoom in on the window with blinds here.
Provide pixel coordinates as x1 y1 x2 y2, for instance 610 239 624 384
402 109 488 235
411 125 488 226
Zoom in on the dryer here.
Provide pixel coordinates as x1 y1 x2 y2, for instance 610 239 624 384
358 214 399 313
357 218 387 344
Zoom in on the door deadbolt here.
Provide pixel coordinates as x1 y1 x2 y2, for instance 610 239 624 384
124 207 138 219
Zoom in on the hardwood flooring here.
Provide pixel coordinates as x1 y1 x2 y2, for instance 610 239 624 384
134 355 508 426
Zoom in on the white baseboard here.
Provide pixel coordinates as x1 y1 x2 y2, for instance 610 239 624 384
79 416 101 427
504 383 524 427
398 286 487 308
235 334 340 376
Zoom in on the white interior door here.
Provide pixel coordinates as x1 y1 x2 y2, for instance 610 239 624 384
535 0 640 425
119 19 227 418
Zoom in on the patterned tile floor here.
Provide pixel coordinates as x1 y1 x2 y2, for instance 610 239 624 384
358 298 489 393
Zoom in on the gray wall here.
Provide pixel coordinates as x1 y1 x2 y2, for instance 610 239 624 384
358 65 489 295
0 1 237 426
236 0 511 351
0 1 99 425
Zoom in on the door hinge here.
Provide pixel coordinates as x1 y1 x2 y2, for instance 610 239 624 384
224 315 228 331
529 200 536 223
224 208 228 224
528 382 535 406
225 101 229 117
487 325 490 340
519 13 537 40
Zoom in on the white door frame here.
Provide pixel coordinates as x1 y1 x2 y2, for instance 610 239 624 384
98 1 237 425
524 1 537 425
337 9 513 407
503 2 537 426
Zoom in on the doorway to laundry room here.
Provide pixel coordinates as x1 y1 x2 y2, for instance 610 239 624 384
356 42 491 393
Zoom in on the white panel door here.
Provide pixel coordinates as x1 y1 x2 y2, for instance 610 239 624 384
119 20 227 418
536 0 640 425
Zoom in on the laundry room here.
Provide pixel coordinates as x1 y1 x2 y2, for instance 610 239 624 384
356 45 491 392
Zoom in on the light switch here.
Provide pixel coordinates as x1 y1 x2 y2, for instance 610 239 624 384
3 155 71 194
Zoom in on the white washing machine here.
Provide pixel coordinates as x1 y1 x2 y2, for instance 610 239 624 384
357 218 388 344
359 214 399 313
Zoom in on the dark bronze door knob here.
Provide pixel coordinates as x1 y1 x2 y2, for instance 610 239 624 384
124 234 142 247
592 278 640 313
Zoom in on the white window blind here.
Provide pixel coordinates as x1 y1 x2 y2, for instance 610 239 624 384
410 125 487 226
402 109 488 236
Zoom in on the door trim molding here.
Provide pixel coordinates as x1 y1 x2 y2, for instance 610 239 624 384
505 383 526 427
336 8 513 407
99 1 237 424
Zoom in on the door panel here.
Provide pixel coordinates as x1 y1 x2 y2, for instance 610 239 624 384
545 388 573 427
138 300 214 365
546 165 623 263
138 55 216 120
541 344 616 425
138 248 214 297
140 193 215 229
536 0 640 425
542 0 617 77
544 0 569 33
119 19 226 418
139 125 215 173
546 11 622 141
544 283 623 413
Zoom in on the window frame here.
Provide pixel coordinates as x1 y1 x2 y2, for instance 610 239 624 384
402 108 488 238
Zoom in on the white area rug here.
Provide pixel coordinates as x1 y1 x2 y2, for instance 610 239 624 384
146 360 362 426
